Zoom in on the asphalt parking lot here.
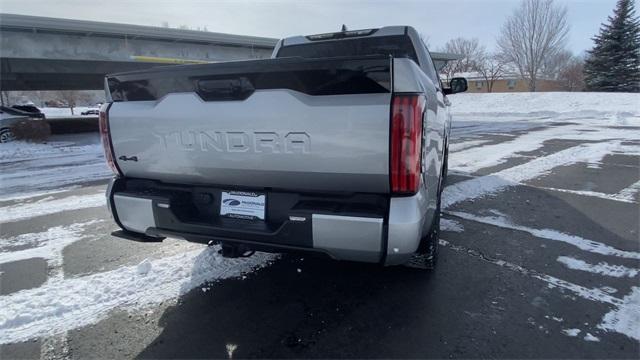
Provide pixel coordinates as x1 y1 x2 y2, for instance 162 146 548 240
1 95 639 359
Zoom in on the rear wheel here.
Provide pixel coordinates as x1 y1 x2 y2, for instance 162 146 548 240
405 184 442 270
0 128 15 143
405 145 449 270
405 200 440 270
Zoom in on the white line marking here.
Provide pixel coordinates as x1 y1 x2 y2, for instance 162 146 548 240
0 193 105 224
447 211 640 260
440 239 640 341
534 186 638 204
616 180 640 202
557 256 639 278
439 239 623 306
443 141 629 208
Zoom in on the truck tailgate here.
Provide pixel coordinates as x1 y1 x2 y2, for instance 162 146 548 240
106 56 393 193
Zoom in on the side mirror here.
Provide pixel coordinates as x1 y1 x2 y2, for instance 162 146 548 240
444 77 468 95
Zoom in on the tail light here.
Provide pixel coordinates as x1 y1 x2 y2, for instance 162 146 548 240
99 104 122 176
390 94 425 195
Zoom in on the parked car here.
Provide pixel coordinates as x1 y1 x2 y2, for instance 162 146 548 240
0 107 30 143
11 105 46 120
81 109 100 115
100 26 467 269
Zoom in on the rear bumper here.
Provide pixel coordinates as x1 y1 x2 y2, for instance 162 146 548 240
106 177 429 265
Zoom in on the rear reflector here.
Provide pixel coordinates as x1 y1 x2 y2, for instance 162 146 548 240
99 104 122 176
390 94 425 195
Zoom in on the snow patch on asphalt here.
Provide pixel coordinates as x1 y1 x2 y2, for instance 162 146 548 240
562 328 581 337
584 333 600 342
598 287 640 341
0 187 78 203
616 180 640 202
448 211 640 260
440 239 623 306
0 193 105 223
0 135 111 197
0 221 99 265
536 186 638 204
443 141 630 208
448 139 490 153
0 247 277 344
557 256 639 278
441 218 464 232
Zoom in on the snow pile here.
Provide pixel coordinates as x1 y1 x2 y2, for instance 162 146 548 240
0 247 277 344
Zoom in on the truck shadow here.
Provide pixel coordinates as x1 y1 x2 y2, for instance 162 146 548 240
136 253 441 359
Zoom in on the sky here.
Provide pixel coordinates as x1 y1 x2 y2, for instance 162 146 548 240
0 0 623 54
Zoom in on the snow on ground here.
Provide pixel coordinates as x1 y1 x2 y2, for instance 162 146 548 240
598 287 640 341
450 92 640 118
40 107 94 118
444 92 640 343
440 218 464 233
0 193 105 224
557 256 639 278
449 210 640 260
0 92 639 346
0 134 110 200
443 141 637 209
0 247 277 344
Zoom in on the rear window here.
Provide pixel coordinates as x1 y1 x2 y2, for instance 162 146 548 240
277 35 418 64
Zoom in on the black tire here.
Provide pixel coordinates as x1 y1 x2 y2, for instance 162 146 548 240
0 128 15 143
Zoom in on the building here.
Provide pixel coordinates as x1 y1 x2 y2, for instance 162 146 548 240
448 72 564 93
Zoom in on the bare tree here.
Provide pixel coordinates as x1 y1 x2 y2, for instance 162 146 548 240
497 0 570 91
55 91 85 115
559 56 585 91
0 91 34 106
541 49 573 79
476 53 507 93
439 38 486 83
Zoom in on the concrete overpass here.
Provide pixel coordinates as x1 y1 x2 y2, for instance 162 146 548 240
1 14 461 91
0 14 278 91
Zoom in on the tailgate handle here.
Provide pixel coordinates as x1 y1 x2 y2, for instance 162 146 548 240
196 77 255 101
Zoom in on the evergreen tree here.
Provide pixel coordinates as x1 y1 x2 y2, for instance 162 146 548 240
584 0 640 92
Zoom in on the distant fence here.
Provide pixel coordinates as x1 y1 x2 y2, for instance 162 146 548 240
46 117 98 134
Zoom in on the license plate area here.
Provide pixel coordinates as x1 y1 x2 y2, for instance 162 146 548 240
220 191 266 220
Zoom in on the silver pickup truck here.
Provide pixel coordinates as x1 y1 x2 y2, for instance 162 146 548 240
100 26 467 269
